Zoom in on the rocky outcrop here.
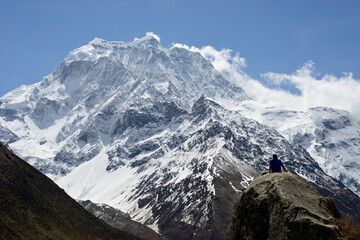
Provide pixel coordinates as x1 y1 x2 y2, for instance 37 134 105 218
226 173 342 240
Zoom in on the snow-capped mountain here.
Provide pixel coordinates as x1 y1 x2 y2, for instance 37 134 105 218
0 33 246 178
0 34 359 239
260 107 360 197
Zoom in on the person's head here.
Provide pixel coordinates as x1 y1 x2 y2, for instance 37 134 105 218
272 154 278 159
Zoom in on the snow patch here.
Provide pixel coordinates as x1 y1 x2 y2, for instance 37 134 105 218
229 181 242 193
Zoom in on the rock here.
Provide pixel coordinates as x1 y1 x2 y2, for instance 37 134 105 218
225 173 342 240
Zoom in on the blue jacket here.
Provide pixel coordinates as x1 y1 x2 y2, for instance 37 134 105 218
269 158 283 173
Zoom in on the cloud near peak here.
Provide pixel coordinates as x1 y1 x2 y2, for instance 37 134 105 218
172 43 247 71
173 43 360 120
261 61 360 118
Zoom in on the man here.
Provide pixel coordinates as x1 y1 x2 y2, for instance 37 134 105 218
269 154 287 173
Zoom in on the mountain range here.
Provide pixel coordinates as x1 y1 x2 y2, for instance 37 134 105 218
0 33 359 239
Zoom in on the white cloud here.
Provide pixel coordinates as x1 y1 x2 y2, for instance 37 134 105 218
145 32 161 42
261 61 360 119
172 43 247 71
198 46 247 71
173 43 360 120
134 32 161 43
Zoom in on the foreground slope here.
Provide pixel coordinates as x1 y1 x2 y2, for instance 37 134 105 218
0 142 140 240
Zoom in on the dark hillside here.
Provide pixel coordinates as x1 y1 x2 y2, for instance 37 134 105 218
0 142 141 240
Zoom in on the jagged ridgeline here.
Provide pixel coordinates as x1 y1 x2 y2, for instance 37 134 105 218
0 34 359 239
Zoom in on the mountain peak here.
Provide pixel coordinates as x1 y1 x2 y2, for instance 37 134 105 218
135 32 161 42
192 95 221 115
89 37 107 45
66 33 162 64
133 32 162 48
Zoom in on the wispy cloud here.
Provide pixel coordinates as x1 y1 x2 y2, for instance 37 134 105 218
260 62 360 118
134 32 161 42
173 43 360 120
172 43 247 71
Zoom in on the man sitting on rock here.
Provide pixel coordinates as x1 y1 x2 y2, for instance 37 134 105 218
269 154 287 173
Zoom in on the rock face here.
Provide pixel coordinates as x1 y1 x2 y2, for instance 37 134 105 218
226 173 342 240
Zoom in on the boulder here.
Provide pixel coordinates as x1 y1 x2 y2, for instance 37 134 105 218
225 173 342 240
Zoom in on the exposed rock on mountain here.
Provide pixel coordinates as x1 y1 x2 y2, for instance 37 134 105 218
0 142 140 240
0 125 18 146
79 200 165 240
226 173 342 240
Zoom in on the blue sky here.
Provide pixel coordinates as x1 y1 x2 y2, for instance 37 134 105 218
1 0 360 98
